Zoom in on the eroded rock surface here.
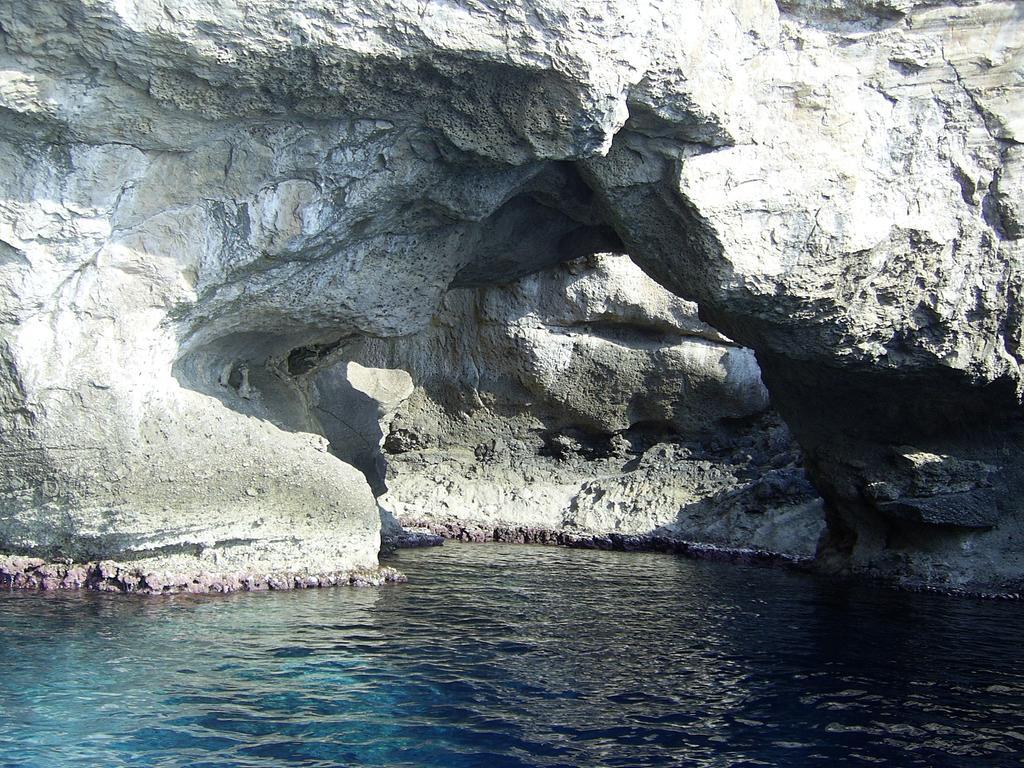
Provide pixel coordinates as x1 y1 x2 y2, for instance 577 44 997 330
326 255 825 560
0 0 1021 591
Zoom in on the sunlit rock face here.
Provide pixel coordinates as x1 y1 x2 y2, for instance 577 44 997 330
0 0 1021 591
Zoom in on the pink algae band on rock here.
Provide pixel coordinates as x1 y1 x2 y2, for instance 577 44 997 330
0 556 406 594
399 517 812 567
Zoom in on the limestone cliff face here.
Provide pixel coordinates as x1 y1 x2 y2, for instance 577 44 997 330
0 0 1020 591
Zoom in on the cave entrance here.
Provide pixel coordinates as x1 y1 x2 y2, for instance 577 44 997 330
169 137 822 564
304 250 824 559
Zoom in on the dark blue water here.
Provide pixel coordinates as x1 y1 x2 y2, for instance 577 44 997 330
1 543 1022 767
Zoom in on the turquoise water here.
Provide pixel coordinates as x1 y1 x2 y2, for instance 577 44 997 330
0 543 1022 767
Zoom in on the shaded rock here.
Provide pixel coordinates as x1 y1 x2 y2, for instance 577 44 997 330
878 492 999 531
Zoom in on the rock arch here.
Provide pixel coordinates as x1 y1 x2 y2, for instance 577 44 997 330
0 0 1021 591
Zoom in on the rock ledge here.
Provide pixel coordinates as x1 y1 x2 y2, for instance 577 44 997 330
0 556 405 594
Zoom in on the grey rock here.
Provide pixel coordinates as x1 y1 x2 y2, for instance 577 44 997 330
878 492 999 531
328 255 825 560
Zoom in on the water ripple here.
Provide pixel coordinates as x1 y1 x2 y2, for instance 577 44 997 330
1 543 1023 767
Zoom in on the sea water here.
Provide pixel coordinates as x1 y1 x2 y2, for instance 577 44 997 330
1 543 1022 767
